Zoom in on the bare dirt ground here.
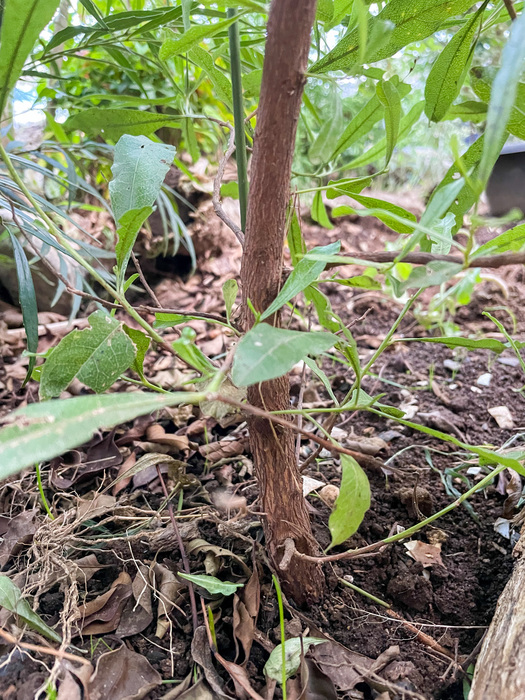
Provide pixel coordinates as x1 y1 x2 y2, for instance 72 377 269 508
0 194 524 700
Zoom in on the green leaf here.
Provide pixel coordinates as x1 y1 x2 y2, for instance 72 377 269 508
304 285 340 333
39 310 136 399
348 101 424 170
310 0 476 74
124 326 150 380
376 79 401 166
330 191 417 233
260 242 341 321
222 279 238 324
424 4 485 122
400 336 506 353
326 174 374 198
303 357 339 405
471 68 525 141
182 118 199 164
473 223 525 257
330 94 385 160
442 100 487 123
154 313 192 328
8 232 38 386
232 324 338 387
287 209 307 267
398 261 463 293
190 46 232 107
220 181 239 199
0 391 201 480
109 135 175 224
328 454 371 549
159 16 239 60
64 109 181 139
172 327 216 375
478 10 525 186
0 0 61 114
0 575 61 643
242 68 263 99
311 191 333 229
309 91 344 165
264 638 326 683
115 206 153 285
326 275 381 290
177 573 242 596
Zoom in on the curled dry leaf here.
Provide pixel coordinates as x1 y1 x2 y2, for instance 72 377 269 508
404 540 444 568
76 571 132 636
503 468 522 518
309 641 375 692
146 424 191 452
161 676 215 699
85 429 123 472
198 437 247 463
233 565 260 664
215 651 265 700
113 452 136 496
191 625 233 700
116 564 153 638
88 644 162 700
302 476 325 497
0 509 39 567
345 435 389 456
151 562 184 639
77 493 116 522
148 520 200 552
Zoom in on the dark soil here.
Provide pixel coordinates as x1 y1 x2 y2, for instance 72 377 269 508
0 209 524 699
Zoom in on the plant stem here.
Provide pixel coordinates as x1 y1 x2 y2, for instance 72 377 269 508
338 577 389 607
272 574 287 698
35 463 54 520
227 8 249 231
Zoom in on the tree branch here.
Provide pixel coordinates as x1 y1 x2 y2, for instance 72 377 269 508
326 250 525 269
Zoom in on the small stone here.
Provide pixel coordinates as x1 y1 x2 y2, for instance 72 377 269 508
488 405 514 429
497 356 521 368
470 386 482 394
319 484 340 508
477 373 492 387
444 359 461 372
319 448 332 458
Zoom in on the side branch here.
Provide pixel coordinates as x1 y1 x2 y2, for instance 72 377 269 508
326 250 525 269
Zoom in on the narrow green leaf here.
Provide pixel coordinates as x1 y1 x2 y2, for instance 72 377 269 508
442 100 487 123
0 391 202 480
159 16 238 60
0 575 61 643
177 572 242 596
399 261 463 293
124 326 150 380
330 94 384 161
264 638 326 683
189 46 233 107
326 174 374 198
222 279 238 323
330 191 417 233
471 68 525 141
303 357 339 405
39 310 136 399
310 0 476 74
182 118 199 164
424 4 486 122
376 79 401 166
8 232 38 386
473 223 525 258
309 91 344 164
478 10 525 186
109 135 175 224
326 275 381 290
0 0 61 114
311 191 333 229
232 324 338 387
172 327 216 375
304 285 341 333
260 242 341 321
328 454 370 549
400 336 506 353
115 206 153 284
64 109 181 139
287 209 307 267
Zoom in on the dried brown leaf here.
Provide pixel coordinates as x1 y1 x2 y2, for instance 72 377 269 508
0 510 39 567
77 571 132 636
199 438 247 463
404 541 444 568
152 562 184 639
116 565 153 637
190 626 233 700
113 452 136 496
309 641 375 691
147 424 190 451
89 644 162 700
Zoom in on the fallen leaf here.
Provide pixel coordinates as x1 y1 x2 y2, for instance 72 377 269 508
147 424 190 451
199 437 247 463
233 564 259 664
77 493 116 522
488 405 514 429
85 429 123 472
344 435 389 456
264 637 326 683
116 565 153 637
302 476 325 496
0 510 39 567
152 562 184 639
191 626 233 699
77 571 132 636
404 540 444 568
309 641 375 691
113 452 136 496
89 644 162 700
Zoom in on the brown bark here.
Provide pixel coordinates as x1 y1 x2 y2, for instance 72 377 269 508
468 524 525 699
240 0 324 605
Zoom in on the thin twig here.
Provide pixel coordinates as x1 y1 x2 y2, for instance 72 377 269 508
212 128 245 246
503 0 517 20
137 304 232 326
132 251 161 307
155 465 199 632
0 627 92 667
326 249 525 269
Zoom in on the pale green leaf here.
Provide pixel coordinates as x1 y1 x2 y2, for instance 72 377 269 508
442 100 487 123
310 0 476 74
260 242 341 321
115 206 153 283
376 79 401 166
330 191 417 233
222 279 238 323
190 46 233 107
231 324 338 387
0 0 61 114
399 261 463 292
309 91 344 164
0 391 201 481
264 637 326 682
0 575 61 643
159 17 238 60
328 454 370 548
326 275 381 290
172 327 216 375
109 135 175 224
401 336 506 353
471 68 525 140
123 326 151 380
311 191 333 229
65 109 180 139
473 223 525 257
424 4 485 122
478 10 525 185
178 573 242 596
330 94 384 161
39 310 136 399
